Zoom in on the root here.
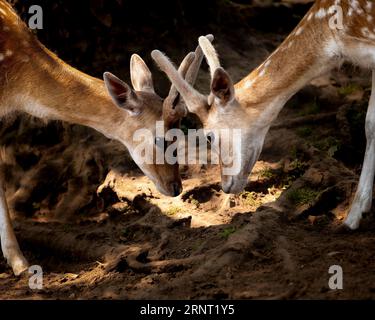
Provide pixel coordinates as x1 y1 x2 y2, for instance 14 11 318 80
105 246 203 274
15 221 113 262
272 112 337 130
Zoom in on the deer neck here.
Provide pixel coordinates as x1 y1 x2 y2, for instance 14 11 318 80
0 0 127 142
7 40 127 142
235 9 340 129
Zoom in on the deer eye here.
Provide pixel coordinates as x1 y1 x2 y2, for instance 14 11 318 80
206 132 215 144
155 137 165 149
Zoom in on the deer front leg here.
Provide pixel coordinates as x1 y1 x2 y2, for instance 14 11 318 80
344 71 375 230
0 180 28 275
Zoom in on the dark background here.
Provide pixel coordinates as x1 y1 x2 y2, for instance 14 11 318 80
10 0 312 94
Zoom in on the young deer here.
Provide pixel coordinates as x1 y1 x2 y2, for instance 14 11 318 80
0 0 210 275
153 0 375 230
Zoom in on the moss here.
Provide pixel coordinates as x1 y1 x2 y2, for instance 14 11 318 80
219 227 236 239
259 168 276 179
189 195 200 208
298 100 320 116
256 156 308 191
338 84 362 96
240 191 262 207
296 126 312 138
289 146 298 160
289 159 306 171
287 187 319 206
313 136 341 157
166 206 182 216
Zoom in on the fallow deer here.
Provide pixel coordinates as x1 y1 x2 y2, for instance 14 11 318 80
0 0 211 276
152 0 375 230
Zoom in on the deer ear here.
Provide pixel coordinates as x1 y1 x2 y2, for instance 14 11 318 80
211 67 235 105
130 54 155 93
103 72 142 116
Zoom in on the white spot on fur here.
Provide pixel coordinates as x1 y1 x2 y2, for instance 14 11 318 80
315 8 327 19
245 78 255 89
362 27 370 37
348 0 362 14
295 27 303 36
361 28 375 40
0 53 4 61
328 6 336 14
324 39 340 58
5 50 12 57
356 8 364 15
351 0 359 10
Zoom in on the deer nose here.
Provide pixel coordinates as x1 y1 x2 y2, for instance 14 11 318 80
171 182 182 197
222 176 234 194
222 184 232 194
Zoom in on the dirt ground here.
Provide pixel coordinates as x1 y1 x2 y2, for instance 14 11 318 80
2 1 375 300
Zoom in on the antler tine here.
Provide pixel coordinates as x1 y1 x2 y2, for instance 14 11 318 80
151 49 207 115
163 52 196 125
198 36 221 79
185 34 214 86
165 35 214 122
167 52 196 98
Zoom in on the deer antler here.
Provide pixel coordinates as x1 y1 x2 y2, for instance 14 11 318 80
163 52 195 126
198 36 220 79
185 34 214 85
161 34 214 126
154 35 215 121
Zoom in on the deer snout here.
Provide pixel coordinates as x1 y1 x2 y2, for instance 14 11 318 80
222 175 248 194
222 176 234 194
170 182 182 197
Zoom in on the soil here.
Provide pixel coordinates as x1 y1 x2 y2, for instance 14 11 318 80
2 0 375 300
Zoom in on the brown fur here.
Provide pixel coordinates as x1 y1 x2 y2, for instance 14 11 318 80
237 0 375 109
0 0 183 197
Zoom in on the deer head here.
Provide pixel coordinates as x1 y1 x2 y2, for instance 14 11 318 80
152 36 266 194
103 36 213 196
